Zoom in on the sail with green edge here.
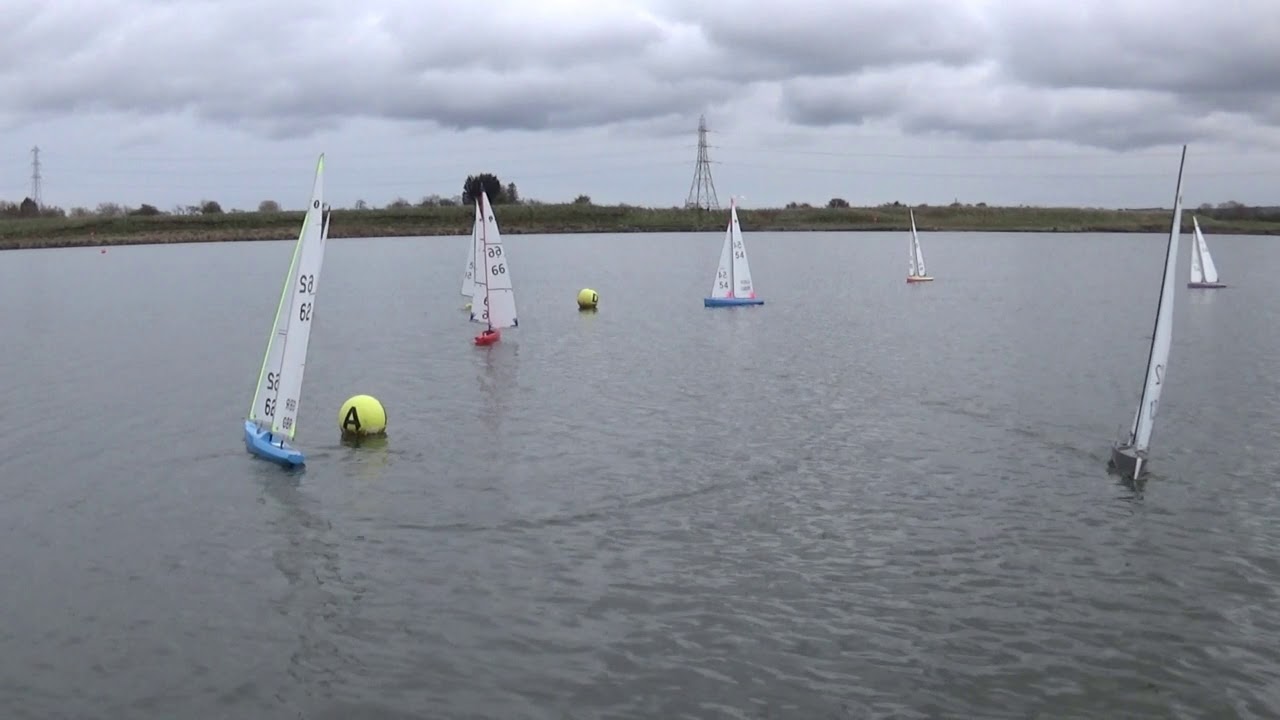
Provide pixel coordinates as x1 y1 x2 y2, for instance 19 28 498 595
248 153 325 428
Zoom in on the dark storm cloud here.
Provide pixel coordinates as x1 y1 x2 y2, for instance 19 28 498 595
992 1 1280 96
3 0 1279 150
773 1 1280 150
779 64 1220 151
662 0 988 79
0 0 732 136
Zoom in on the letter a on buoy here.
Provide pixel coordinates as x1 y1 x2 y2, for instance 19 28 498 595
339 394 386 436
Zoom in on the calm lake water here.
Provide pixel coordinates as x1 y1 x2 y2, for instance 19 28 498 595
1 229 1279 719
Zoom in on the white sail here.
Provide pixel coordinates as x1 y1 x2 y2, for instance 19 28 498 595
1192 216 1219 283
249 154 325 430
708 218 734 299
727 202 756 298
269 165 329 440
473 191 518 329
1189 218 1204 284
469 199 489 324
908 209 927 277
461 205 480 297
1127 149 1185 456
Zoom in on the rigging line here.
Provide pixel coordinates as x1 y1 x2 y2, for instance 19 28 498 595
714 160 1280 179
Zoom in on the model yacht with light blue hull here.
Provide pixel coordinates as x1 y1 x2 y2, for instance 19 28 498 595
243 154 331 468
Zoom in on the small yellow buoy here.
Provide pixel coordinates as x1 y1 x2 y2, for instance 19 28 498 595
462 301 471 312
577 288 599 310
339 394 387 437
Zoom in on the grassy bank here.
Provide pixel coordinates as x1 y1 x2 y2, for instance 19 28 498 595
2 202 1279 250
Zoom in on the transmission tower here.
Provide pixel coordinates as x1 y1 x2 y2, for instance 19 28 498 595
29 146 42 207
684 115 719 211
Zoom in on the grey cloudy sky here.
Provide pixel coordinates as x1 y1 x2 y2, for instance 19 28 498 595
2 0 1279 211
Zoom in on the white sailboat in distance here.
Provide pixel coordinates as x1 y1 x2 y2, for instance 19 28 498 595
470 190 519 345
704 197 764 307
460 203 481 309
1187 215 1226 288
906 209 933 283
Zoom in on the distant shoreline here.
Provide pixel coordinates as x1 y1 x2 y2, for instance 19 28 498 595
3 203 1278 250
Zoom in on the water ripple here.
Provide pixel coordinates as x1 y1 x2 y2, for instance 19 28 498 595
1 234 1280 718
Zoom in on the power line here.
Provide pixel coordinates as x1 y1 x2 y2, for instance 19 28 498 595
717 159 1280 178
712 145 1196 160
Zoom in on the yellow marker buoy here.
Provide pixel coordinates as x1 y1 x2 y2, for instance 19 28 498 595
577 288 599 310
339 394 387 437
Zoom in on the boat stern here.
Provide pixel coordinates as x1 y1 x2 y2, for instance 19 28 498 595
1187 282 1227 289
1108 443 1144 479
474 328 501 345
244 419 305 467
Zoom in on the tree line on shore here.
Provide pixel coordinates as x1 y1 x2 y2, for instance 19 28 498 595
2 169 1278 222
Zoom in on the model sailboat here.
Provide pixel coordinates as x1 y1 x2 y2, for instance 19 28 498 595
906 209 933 282
704 198 764 307
1187 215 1226 288
469 190 518 345
244 154 331 467
1109 145 1187 480
460 203 481 310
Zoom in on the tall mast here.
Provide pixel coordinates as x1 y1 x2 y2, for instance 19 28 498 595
480 194 493 331
1130 144 1186 443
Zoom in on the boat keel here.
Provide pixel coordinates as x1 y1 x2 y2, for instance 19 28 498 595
1108 443 1144 479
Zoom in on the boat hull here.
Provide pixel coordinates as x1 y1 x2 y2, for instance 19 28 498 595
474 328 501 345
244 419 305 467
704 296 764 307
907 275 934 283
1187 282 1226 289
1108 443 1145 479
